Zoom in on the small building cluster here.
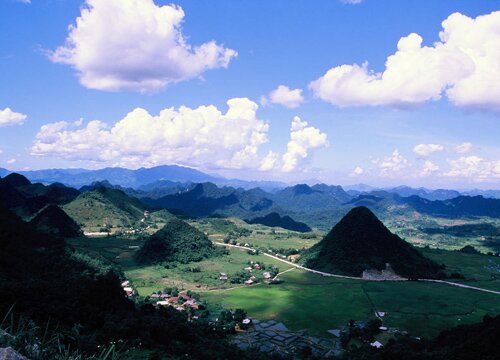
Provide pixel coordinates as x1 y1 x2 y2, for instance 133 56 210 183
219 272 228 281
152 291 203 313
244 276 258 285
121 280 135 297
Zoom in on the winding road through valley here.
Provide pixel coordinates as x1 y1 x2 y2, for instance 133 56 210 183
214 242 500 295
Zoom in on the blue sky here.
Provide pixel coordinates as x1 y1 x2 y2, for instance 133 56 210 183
0 0 499 189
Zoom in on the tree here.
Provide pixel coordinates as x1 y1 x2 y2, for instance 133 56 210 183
367 318 382 335
233 309 247 323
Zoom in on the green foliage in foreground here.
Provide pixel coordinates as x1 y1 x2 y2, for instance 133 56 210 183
348 314 500 360
135 218 222 264
0 205 272 360
0 310 120 360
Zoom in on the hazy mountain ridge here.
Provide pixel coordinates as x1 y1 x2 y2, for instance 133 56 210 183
6 165 498 199
8 165 285 192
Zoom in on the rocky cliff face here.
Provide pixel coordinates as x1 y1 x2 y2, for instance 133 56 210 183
362 263 405 280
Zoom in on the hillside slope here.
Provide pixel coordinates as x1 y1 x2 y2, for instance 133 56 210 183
0 173 80 218
136 218 220 264
303 207 443 278
0 204 256 360
29 204 82 238
63 187 146 230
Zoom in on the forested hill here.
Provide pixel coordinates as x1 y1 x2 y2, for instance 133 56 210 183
0 203 126 330
303 206 443 278
63 186 147 229
0 173 79 219
136 218 221 264
29 204 82 238
245 212 312 232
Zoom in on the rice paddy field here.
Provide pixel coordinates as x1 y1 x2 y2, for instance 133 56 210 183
202 266 500 338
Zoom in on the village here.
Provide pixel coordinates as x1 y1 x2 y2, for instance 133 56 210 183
120 264 411 355
219 260 281 286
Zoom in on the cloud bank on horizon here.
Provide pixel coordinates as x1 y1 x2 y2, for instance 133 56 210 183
31 99 328 174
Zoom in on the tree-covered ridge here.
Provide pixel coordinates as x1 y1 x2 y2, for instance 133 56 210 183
245 212 312 232
29 204 83 238
303 206 444 278
136 218 221 264
0 173 79 219
0 203 126 329
63 186 146 229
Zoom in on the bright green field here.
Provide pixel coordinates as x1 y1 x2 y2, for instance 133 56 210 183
203 270 371 335
202 269 500 338
421 248 500 291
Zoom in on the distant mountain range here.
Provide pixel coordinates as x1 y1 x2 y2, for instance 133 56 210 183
1 172 499 234
1 165 498 199
15 165 220 188
347 184 500 201
0 165 285 192
134 182 500 232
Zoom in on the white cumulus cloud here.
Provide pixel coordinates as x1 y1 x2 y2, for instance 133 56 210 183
32 98 270 170
49 0 237 92
262 85 304 109
413 143 444 157
454 142 473 154
443 156 500 181
0 108 27 127
310 11 500 110
372 149 409 176
259 151 278 171
351 166 364 176
419 160 439 177
282 116 329 172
